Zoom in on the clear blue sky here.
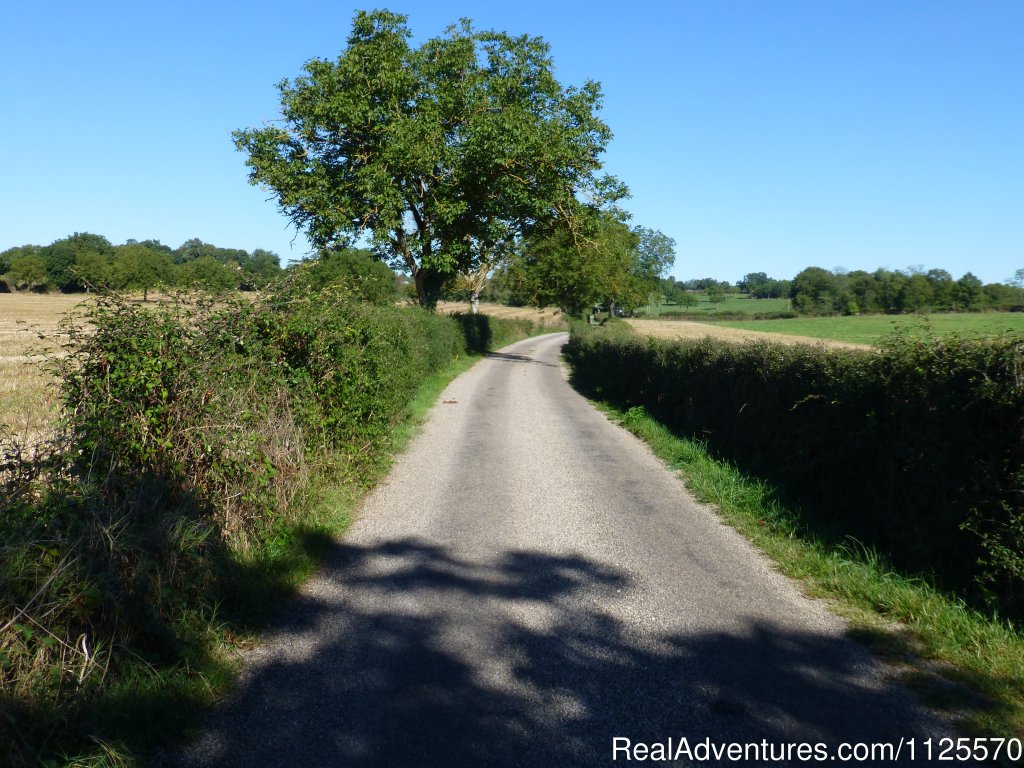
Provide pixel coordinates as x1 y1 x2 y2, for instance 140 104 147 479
2 1 1021 285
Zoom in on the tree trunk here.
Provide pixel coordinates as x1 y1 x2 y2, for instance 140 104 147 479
470 290 480 315
413 267 445 309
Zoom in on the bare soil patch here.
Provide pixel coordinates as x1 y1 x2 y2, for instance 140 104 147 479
626 318 873 351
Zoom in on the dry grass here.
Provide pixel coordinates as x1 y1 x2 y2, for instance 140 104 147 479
436 301 566 328
0 293 87 442
625 317 873 351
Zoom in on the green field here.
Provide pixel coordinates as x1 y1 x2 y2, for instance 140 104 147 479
636 293 791 316
713 312 1024 346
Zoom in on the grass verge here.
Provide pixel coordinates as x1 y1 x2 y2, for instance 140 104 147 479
596 402 1024 744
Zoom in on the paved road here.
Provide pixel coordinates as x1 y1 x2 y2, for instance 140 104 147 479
175 333 959 767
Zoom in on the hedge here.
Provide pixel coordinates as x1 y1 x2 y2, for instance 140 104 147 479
0 284 540 764
566 325 1024 621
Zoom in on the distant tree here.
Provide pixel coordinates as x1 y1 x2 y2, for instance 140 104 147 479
244 249 283 288
632 227 676 296
953 272 985 310
984 281 1024 309
9 255 49 291
926 268 955 309
42 233 114 292
660 277 687 305
72 251 114 291
790 267 838 314
843 270 877 313
678 291 699 311
902 273 933 312
304 248 397 305
113 244 174 300
128 238 174 255
1 245 42 276
739 272 770 296
873 268 908 313
178 256 238 291
705 283 725 306
1009 268 1024 290
174 238 217 264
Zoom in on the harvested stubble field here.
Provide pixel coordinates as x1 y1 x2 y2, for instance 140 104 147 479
0 293 85 441
436 301 566 328
625 317 873 351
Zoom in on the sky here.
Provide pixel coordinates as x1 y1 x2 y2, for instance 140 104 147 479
1 1 1021 285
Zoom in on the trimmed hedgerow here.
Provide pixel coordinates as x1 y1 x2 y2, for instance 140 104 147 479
566 324 1024 621
0 283 539 765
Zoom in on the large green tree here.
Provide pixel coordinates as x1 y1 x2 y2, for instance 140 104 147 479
233 10 617 307
509 210 674 315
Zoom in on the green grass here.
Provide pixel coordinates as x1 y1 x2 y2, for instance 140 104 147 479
712 312 1024 345
636 293 792 317
596 402 1024 748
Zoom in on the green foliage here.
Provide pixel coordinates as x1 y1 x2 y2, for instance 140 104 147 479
298 248 398 305
705 283 724 305
111 243 175 299
233 9 617 307
2 235 281 295
177 255 240 291
790 266 838 313
566 325 1024 622
0 283 537 765
8 254 49 290
0 245 37 275
509 210 675 315
781 265 1023 315
42 233 115 292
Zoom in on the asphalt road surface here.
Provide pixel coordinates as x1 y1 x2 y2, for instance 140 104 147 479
174 332 962 767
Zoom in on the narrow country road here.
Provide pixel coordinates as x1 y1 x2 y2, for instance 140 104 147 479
175 333 957 767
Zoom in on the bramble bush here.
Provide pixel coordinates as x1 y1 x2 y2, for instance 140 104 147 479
0 282 540 765
566 324 1024 621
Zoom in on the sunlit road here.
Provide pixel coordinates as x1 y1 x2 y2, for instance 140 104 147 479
173 332 958 767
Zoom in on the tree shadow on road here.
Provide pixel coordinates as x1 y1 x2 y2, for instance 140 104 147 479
168 538 970 767
485 350 562 369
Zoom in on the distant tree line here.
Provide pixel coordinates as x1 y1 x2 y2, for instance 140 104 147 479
655 267 1024 315
784 266 1024 314
0 233 283 297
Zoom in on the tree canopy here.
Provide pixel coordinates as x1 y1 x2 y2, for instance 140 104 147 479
1 236 282 294
507 210 675 315
233 10 618 307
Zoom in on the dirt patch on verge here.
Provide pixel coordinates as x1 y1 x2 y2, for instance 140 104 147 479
626 318 873 351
